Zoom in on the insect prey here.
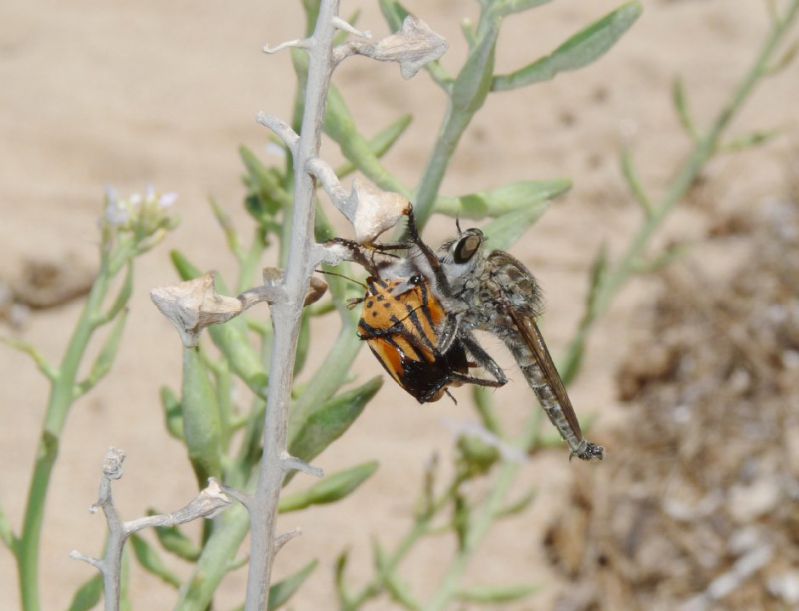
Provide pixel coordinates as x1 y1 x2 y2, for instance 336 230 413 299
330 234 507 404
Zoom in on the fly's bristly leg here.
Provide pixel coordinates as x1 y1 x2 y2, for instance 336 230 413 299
405 207 454 295
459 331 508 387
434 313 461 355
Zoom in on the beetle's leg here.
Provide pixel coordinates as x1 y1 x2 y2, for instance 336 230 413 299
325 237 401 274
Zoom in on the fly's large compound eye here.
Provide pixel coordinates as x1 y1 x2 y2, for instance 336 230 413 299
453 231 482 264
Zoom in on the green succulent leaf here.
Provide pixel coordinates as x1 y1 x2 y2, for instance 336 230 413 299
482 199 553 252
496 487 537 518
672 76 699 140
209 198 243 259
150 516 201 561
450 18 498 116
96 262 134 326
335 550 352 606
288 377 382 463
182 348 223 482
159 386 184 440
279 461 379 512
66 573 103 611
620 148 652 217
560 243 609 385
722 129 780 153
240 146 289 216
324 86 410 197
293 311 312 376
268 559 319 609
437 179 571 219
75 309 129 397
336 114 413 178
496 0 553 16
169 250 202 281
492 1 643 91
456 584 539 604
130 533 181 588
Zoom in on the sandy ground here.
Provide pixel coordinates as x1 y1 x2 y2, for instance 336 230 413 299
1 0 797 609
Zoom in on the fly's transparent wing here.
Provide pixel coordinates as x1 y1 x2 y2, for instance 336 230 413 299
487 251 603 461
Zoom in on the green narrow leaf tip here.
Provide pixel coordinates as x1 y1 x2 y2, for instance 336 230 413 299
559 243 609 385
496 0 553 16
0 504 15 551
67 574 104 611
722 129 780 153
379 0 410 32
492 1 643 91
159 386 184 440
672 77 699 140
337 114 413 179
268 559 319 609
335 550 352 606
496 487 537 518
482 199 553 251
130 533 181 588
150 514 201 561
181 348 224 482
438 179 571 219
279 461 379 512
456 584 539 604
169 250 203 281
288 376 383 463
620 148 653 217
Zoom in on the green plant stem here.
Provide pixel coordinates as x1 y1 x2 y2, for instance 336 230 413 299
563 0 799 378
344 477 466 610
424 410 542 611
411 9 501 229
17 261 115 611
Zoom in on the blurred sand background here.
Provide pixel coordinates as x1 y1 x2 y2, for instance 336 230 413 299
1 0 798 608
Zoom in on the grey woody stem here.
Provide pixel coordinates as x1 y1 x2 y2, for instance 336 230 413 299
70 448 231 611
246 1 341 609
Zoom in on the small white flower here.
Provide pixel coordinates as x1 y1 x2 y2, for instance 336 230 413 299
159 192 178 208
105 199 130 226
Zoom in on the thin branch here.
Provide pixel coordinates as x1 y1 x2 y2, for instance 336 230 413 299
263 38 312 54
274 528 303 554
70 448 232 611
256 113 299 157
332 16 371 38
0 336 59 382
281 453 324 478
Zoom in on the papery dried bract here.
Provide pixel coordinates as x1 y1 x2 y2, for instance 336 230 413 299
150 273 242 348
336 15 447 78
374 16 447 78
348 179 410 243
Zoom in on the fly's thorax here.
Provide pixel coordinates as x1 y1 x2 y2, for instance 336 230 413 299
484 251 543 318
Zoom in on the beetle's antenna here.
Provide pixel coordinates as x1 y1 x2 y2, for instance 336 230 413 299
455 217 463 235
314 268 368 290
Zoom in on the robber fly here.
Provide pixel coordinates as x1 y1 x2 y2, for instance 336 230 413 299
404 216 604 461
330 234 506 404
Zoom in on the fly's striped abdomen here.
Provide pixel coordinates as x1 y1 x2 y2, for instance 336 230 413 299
504 337 595 459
